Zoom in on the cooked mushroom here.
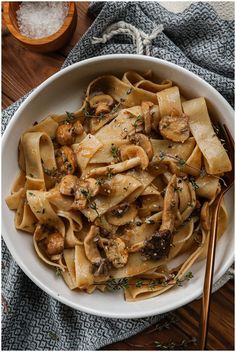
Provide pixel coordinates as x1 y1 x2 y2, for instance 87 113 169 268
55 146 77 175
56 120 84 146
106 203 138 226
84 225 110 276
59 175 78 196
141 175 178 260
128 133 153 160
141 101 154 135
159 114 190 143
92 258 111 276
56 123 75 145
70 178 100 210
103 237 128 268
141 230 172 260
148 159 169 176
73 120 84 136
150 105 161 131
43 232 64 256
89 94 114 116
84 225 102 264
120 144 149 170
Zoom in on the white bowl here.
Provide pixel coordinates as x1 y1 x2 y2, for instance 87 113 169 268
2 54 234 319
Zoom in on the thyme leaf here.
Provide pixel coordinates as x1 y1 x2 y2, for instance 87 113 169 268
110 144 120 162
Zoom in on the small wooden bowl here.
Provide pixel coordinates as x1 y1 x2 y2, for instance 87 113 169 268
3 2 77 53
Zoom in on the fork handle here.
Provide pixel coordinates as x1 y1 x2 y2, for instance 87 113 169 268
199 193 224 350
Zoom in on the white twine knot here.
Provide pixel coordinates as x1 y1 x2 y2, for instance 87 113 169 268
92 21 164 56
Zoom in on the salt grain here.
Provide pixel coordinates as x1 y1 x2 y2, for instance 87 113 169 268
16 2 68 39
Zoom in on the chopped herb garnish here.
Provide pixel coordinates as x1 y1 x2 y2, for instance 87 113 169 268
106 167 114 179
96 177 105 186
189 177 199 190
110 144 120 162
82 101 93 118
132 115 143 130
66 111 75 122
185 271 194 280
176 157 186 169
28 192 35 196
200 168 206 177
106 278 129 291
90 201 100 217
55 268 61 277
174 186 182 192
43 167 58 177
135 279 144 288
80 188 92 200
29 173 34 178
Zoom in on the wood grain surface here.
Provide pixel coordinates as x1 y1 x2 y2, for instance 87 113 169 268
2 2 234 350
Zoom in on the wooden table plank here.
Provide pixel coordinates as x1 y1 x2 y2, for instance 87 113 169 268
2 2 234 350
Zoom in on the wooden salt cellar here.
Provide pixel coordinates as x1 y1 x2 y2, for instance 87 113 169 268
3 2 77 53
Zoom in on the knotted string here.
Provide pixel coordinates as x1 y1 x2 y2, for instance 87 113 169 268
92 21 164 55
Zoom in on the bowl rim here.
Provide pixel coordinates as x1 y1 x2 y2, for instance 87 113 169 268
2 54 234 319
3 1 75 45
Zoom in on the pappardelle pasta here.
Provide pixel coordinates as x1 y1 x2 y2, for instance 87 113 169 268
6 71 232 301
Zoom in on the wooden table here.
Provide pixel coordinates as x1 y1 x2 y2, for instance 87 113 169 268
2 2 234 350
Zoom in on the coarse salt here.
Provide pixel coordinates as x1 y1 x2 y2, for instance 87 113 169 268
16 2 68 39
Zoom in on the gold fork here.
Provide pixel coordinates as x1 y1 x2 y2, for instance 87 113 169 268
199 124 234 350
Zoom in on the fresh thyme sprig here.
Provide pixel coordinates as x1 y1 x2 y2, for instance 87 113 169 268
106 167 115 179
65 111 76 122
55 268 61 277
103 272 194 291
132 114 144 130
90 201 100 217
80 188 92 201
110 144 120 162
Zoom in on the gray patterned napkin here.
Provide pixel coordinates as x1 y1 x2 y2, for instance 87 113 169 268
2 2 234 350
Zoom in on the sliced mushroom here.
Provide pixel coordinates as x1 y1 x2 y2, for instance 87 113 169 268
84 225 102 264
89 94 114 116
43 232 64 256
120 144 149 170
55 146 77 175
148 159 169 176
160 174 178 233
141 175 178 260
159 114 190 143
106 203 138 226
84 225 110 276
59 175 79 196
103 237 128 268
150 105 161 131
141 101 154 135
128 133 153 160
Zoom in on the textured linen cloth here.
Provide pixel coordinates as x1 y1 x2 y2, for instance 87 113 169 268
2 2 234 350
